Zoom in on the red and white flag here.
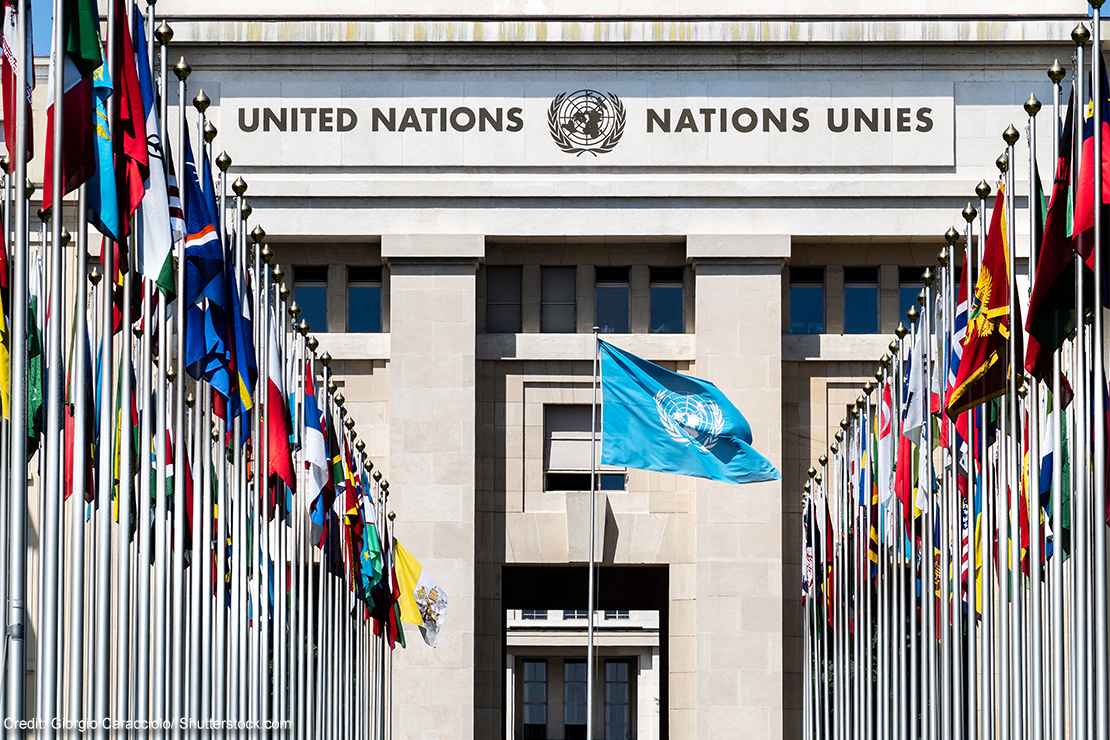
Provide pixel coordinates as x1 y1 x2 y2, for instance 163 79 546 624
1 0 33 163
267 305 295 491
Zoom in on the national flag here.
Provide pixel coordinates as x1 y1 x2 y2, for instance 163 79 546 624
229 261 256 435
132 6 174 295
108 0 149 237
63 319 96 501
0 281 8 419
946 181 1016 418
1 0 33 163
304 364 328 499
414 576 448 648
1073 57 1110 241
25 289 42 458
902 321 926 435
393 539 424 627
1027 92 1078 383
181 125 228 387
87 62 119 241
41 0 101 212
266 302 295 492
877 379 894 514
598 339 779 484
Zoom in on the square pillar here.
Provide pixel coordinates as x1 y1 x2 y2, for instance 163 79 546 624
687 234 789 740
577 264 595 332
383 234 483 740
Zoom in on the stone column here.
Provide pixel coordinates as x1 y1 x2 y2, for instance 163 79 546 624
383 234 483 740
687 234 790 740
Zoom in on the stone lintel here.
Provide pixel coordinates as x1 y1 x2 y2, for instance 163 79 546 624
380 233 485 261
686 234 791 263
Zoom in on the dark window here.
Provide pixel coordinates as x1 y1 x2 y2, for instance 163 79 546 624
565 660 588 739
604 609 630 620
543 472 626 492
542 266 577 333
522 609 548 621
346 266 382 333
294 266 328 333
595 266 630 334
563 609 588 620
899 267 925 321
789 266 825 334
843 266 879 334
604 660 632 740
486 266 522 333
522 659 548 740
649 266 684 334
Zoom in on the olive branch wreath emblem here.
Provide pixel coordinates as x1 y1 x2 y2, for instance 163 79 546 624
547 90 626 157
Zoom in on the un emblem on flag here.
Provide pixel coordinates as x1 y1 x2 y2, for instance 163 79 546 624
548 89 626 156
653 390 725 452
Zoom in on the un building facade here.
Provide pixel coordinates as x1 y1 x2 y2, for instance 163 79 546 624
155 2 1076 738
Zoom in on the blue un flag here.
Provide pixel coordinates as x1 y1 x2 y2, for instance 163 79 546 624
599 340 779 485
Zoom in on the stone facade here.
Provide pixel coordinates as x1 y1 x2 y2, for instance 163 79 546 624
7 4 1077 738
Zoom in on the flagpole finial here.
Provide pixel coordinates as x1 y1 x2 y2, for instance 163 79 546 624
875 368 884 382
185 390 193 408
922 268 933 287
241 202 252 221
215 152 232 173
290 302 301 321
938 247 949 266
863 381 874 395
856 395 865 409
907 304 920 323
808 467 816 479
944 226 959 245
133 323 143 339
364 457 373 471
995 152 1008 174
36 207 48 223
334 392 345 407
211 423 220 442
155 20 173 47
880 352 891 368
962 203 977 223
838 418 848 432
232 176 248 196
1073 23 1091 45
193 89 211 114
345 418 355 431
278 283 290 300
25 180 35 199
814 474 822 485
60 229 70 247
895 323 907 339
320 352 332 368
174 57 191 81
252 225 267 244
89 267 101 285
1017 382 1028 399
1002 124 1020 146
298 319 309 337
271 264 284 281
818 454 828 467
975 180 992 199
830 444 839 456
203 121 217 144
1023 94 1042 118
327 379 337 393
803 481 811 494
356 440 366 454
1048 59 1066 84
307 336 318 352
260 243 272 262
387 510 395 521
373 470 383 482
1091 0 1104 10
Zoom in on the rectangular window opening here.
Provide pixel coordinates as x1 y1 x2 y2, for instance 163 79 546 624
542 266 577 333
843 266 879 334
649 266 684 334
522 659 548 740
486 266 522 333
899 266 926 321
595 266 630 334
294 265 329 333
543 405 626 492
789 266 825 334
346 265 383 333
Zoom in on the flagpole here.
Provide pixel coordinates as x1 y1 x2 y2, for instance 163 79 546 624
923 272 940 740
587 326 599 740
2 0 27 719
1046 57 1067 740
92 0 119 734
1090 7 1110 740
893 324 906 740
148 19 169 703
956 206 976 740
169 54 191 729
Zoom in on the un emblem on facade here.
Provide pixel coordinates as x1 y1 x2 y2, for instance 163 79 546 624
547 89 626 156
653 390 725 452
